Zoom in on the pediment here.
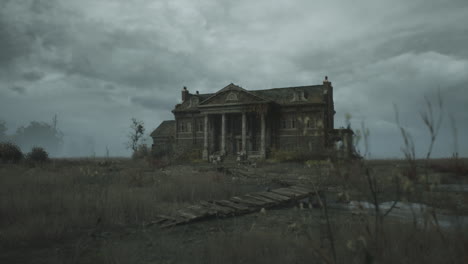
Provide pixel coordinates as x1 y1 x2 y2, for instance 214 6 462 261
199 83 268 106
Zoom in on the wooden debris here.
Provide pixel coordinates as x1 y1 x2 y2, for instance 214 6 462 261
231 196 268 207
270 188 303 198
255 191 290 202
215 200 252 211
154 185 316 228
245 194 277 204
199 201 234 215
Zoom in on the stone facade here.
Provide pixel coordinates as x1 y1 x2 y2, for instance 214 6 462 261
151 77 354 160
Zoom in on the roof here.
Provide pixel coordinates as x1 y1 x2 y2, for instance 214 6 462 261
190 93 213 102
173 83 329 112
150 120 175 137
251 85 326 105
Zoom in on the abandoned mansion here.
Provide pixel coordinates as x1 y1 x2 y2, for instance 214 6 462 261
151 77 354 160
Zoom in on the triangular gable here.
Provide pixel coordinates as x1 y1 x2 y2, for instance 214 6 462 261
199 83 270 106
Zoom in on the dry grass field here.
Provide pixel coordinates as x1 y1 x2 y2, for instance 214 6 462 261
1 157 468 263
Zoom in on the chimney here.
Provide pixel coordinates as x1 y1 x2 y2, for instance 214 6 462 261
182 86 189 102
196 90 199 95
323 76 332 86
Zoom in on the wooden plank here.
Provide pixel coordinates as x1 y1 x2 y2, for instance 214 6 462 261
255 191 291 202
157 214 185 222
177 209 199 220
187 204 218 216
279 187 310 195
283 187 310 195
201 203 233 216
231 196 268 207
215 200 251 211
160 220 185 228
270 189 301 198
290 185 313 193
199 201 234 215
245 194 277 204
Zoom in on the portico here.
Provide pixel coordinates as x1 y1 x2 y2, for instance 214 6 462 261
202 110 267 160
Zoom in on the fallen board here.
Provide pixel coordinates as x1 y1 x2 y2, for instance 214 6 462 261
154 185 316 228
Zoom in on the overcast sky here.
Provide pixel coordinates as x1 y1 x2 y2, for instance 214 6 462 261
1 0 467 158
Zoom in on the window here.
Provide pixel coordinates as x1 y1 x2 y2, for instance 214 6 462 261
281 119 287 129
178 122 186 132
280 115 296 129
178 121 192 132
306 118 316 129
197 119 204 132
186 122 192 132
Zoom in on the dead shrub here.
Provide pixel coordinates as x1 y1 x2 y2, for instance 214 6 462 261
269 149 318 163
173 149 203 163
131 144 150 160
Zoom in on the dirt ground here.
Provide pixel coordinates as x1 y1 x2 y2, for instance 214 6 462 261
1 158 468 263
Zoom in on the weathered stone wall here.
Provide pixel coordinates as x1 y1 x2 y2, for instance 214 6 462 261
270 107 327 155
276 135 324 153
172 100 331 159
152 137 172 151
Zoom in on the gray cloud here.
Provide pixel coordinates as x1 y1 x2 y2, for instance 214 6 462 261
131 95 176 111
22 71 45 82
0 0 467 157
9 85 26 94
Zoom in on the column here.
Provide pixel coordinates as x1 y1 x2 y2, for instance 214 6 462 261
192 114 196 145
202 114 209 160
221 113 226 155
242 112 246 154
260 113 266 158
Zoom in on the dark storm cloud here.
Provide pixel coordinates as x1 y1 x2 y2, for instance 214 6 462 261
0 14 31 66
131 95 176 111
22 71 45 82
104 84 116 90
9 86 26 94
0 0 467 157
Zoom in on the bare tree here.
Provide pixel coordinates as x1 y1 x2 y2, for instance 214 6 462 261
127 118 145 152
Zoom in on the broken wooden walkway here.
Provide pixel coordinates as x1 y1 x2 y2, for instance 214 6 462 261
153 185 316 228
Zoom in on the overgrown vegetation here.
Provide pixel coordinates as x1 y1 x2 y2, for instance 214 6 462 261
430 158 468 177
131 143 150 160
172 149 204 163
269 149 325 163
26 146 49 163
0 160 242 251
0 142 23 163
303 90 468 264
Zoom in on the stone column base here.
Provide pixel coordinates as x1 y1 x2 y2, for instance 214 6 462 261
202 149 209 160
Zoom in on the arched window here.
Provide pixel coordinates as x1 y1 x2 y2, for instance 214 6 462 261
226 92 238 101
